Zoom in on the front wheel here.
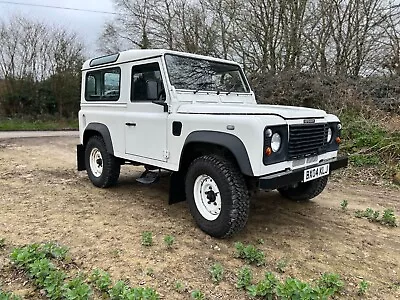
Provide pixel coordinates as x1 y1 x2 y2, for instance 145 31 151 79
278 176 328 201
85 136 120 188
185 155 250 238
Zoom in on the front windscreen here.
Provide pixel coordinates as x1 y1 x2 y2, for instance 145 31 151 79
164 54 250 93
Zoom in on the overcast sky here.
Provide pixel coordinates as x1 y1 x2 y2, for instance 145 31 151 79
0 0 116 57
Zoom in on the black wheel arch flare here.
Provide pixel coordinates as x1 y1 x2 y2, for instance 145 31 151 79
83 123 114 155
182 131 254 176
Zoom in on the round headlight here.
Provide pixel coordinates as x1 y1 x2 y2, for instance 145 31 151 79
327 128 333 143
271 133 281 152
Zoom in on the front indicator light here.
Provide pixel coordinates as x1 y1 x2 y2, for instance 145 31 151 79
336 137 341 144
265 147 272 156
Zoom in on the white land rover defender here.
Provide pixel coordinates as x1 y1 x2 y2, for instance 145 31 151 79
77 49 348 238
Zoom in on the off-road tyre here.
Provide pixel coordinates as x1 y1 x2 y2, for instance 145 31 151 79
185 155 250 238
278 176 328 201
85 135 120 188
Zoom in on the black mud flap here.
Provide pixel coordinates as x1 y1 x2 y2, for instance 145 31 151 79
77 144 86 171
169 171 186 204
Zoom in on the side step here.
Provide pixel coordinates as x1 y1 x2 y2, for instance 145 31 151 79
136 170 160 184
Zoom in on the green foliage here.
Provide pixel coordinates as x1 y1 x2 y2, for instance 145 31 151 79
276 278 318 299
108 281 130 300
108 280 159 300
340 200 348 211
0 290 22 300
191 290 205 300
236 266 253 290
44 270 66 299
209 263 224 284
234 242 265 266
28 258 56 286
358 280 369 295
163 235 175 248
257 238 265 245
381 209 397 227
10 244 45 267
90 269 112 292
174 281 184 293
141 232 153 247
0 118 78 131
276 260 287 274
355 207 397 226
62 277 92 300
340 113 400 171
317 273 344 294
41 242 69 260
248 272 278 298
145 268 154 277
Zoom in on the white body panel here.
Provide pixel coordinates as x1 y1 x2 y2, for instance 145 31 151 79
79 49 341 178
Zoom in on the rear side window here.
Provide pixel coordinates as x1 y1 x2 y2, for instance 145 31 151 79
131 63 164 101
85 67 121 101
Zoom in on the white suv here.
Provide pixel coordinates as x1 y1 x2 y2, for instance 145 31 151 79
77 49 348 238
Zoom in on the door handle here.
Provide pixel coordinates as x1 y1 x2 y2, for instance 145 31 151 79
125 122 136 127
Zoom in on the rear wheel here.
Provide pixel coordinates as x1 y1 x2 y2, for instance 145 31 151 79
278 176 328 201
185 155 250 238
85 136 120 188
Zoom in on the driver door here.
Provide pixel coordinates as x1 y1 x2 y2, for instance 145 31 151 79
125 59 168 161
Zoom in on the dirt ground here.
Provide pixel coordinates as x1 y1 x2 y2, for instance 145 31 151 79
0 136 399 299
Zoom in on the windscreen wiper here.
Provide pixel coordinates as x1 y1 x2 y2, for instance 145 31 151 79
194 82 212 94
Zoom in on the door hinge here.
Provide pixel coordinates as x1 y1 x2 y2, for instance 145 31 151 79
163 150 170 160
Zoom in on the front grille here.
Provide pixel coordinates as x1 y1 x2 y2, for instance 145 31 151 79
288 124 328 159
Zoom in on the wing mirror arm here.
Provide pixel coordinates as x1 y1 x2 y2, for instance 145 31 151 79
152 100 169 113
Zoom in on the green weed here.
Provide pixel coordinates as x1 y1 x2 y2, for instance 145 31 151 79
234 242 265 266
174 281 184 293
191 290 205 300
276 278 316 299
0 290 22 300
89 269 112 292
355 207 397 226
236 266 253 290
41 242 69 260
317 273 344 294
209 263 224 284
256 238 265 245
276 260 287 274
146 268 154 277
62 277 92 300
381 209 397 227
248 272 278 298
163 235 175 248
141 232 153 247
358 280 369 295
340 200 348 210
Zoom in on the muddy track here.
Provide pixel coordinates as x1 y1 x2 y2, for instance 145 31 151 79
0 137 399 299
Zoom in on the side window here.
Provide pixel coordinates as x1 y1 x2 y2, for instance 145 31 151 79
85 67 121 101
131 63 165 101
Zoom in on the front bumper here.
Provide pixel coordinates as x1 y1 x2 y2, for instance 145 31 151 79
259 156 348 190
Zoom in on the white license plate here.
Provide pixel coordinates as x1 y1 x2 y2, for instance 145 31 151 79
303 164 330 182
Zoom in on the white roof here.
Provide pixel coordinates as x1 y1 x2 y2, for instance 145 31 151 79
82 49 240 70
